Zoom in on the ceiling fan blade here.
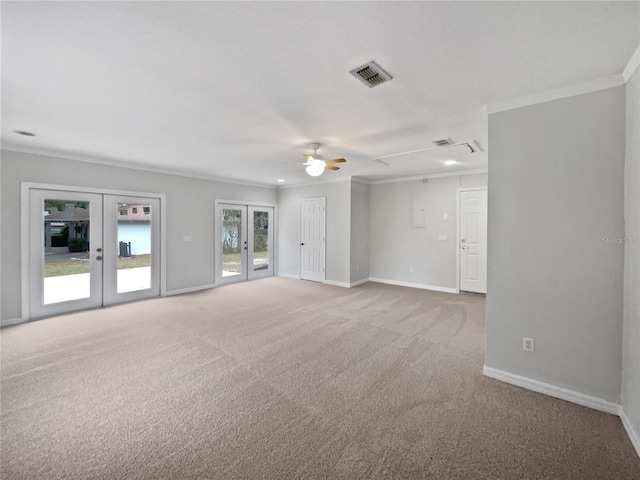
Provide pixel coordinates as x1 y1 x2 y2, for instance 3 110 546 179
325 158 346 164
325 165 340 171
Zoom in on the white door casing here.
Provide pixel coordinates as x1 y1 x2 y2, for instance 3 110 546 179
217 203 274 285
300 198 326 282
459 189 487 293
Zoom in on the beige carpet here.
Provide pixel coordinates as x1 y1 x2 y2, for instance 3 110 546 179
1 277 638 479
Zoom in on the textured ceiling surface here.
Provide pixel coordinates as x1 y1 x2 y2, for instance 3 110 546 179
2 1 638 185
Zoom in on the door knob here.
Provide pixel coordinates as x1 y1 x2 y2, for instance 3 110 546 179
461 246 468 250
96 248 102 252
96 256 103 260
300 243 305 246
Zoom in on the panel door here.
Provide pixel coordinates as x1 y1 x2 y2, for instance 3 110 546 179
300 198 325 282
460 189 488 293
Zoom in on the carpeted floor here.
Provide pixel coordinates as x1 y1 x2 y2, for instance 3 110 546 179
1 277 639 479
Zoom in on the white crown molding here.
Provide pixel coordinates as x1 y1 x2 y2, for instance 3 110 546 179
623 44 640 84
1 146 277 190
276 175 353 189
366 168 488 185
483 366 620 415
487 74 624 115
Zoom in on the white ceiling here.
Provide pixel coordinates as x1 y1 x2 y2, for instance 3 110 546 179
2 1 638 186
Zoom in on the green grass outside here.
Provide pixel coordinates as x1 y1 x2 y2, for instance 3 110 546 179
222 250 268 273
44 254 151 278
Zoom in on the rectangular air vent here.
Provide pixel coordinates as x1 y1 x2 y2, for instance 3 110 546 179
349 61 393 88
433 138 454 147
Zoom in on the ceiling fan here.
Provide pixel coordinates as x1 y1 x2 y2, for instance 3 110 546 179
303 143 346 177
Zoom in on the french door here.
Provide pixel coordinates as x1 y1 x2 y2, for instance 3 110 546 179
28 188 161 318
217 203 274 285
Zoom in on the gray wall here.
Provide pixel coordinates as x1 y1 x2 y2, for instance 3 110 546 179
623 71 640 435
369 173 487 290
276 179 351 285
350 180 369 283
0 150 276 321
486 87 626 403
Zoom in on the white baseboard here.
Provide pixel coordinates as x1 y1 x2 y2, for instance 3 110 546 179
1 317 27 328
165 284 216 296
277 273 300 280
620 407 640 458
324 280 351 288
369 277 458 294
323 278 371 288
483 366 620 415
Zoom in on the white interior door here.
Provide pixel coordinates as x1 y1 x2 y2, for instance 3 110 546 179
218 204 274 285
459 189 487 293
300 198 325 282
29 188 162 319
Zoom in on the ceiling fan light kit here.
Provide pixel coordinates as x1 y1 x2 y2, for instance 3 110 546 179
305 159 326 177
303 143 346 177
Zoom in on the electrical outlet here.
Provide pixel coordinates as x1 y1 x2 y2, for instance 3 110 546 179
523 337 535 352
409 266 414 273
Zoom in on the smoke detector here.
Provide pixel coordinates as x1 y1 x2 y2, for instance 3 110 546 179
349 61 393 88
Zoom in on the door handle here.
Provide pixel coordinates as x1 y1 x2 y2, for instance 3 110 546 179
300 243 304 246
96 248 102 252
96 256 103 260
461 246 468 250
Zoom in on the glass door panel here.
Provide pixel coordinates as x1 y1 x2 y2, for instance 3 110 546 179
115 202 152 293
221 206 246 282
248 207 274 280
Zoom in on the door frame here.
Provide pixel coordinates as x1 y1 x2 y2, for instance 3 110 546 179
456 187 488 294
214 199 277 286
21 182 167 321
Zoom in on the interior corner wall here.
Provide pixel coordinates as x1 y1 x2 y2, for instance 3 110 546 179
368 173 487 290
622 69 640 437
0 150 277 322
276 180 351 285
350 180 369 284
486 86 626 403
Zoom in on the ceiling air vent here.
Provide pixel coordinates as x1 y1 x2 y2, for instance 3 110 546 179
433 138 454 147
349 61 393 88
